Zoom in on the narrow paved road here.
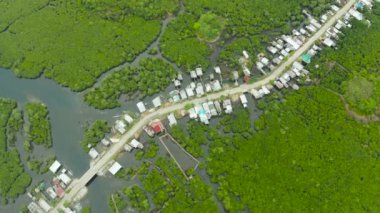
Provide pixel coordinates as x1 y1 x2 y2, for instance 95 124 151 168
52 0 356 211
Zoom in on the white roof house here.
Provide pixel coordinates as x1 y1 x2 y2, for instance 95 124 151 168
310 18 322 28
223 99 233 114
49 160 62 174
208 101 218 116
190 70 197 79
196 67 203 77
202 102 212 119
58 173 72 185
323 38 336 47
123 114 134 124
101 138 110 146
152 96 162 108
267 46 278 55
293 61 304 70
130 139 143 149
179 90 188 100
214 101 222 114
214 66 221 74
108 162 122 175
167 113 177 127
262 86 270 95
89 148 99 159
196 83 204 96
257 62 264 70
115 120 126 134
124 144 133 152
205 83 212 93
174 79 181 87
283 36 300 50
349 9 364 21
177 73 183 81
261 57 270 65
331 5 340 12
136 102 146 113
240 94 248 108
188 108 198 119
186 87 195 97
28 201 44 213
211 80 222 91
306 24 317 33
251 89 262 99
275 81 284 89
38 199 52 212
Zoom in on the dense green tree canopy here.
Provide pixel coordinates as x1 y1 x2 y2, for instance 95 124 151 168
0 98 31 202
25 102 52 148
84 58 177 109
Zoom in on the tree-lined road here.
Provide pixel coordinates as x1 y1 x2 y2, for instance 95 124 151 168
52 0 356 211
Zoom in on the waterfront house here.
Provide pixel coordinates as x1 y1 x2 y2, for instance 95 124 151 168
196 83 204 96
143 126 155 137
211 80 222 91
214 101 222 114
136 101 146 113
251 89 262 99
179 90 188 100
190 70 197 79
188 108 198 119
38 199 52 213
208 101 218 116
108 162 122 175
130 139 144 149
167 113 177 127
174 79 181 88
58 173 72 185
89 148 99 159
223 99 233 114
49 160 62 174
196 67 203 77
123 114 134 125
150 119 165 134
186 87 195 97
275 81 284 89
177 73 183 81
240 94 248 108
115 120 126 134
152 96 162 108
323 37 336 47
205 83 212 93
124 144 133 152
101 138 110 147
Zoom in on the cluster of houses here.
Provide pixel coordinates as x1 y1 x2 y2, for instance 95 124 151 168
27 161 75 213
135 67 223 114
86 113 136 160
186 99 232 125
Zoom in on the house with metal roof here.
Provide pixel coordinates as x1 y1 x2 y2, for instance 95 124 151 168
108 162 122 175
136 101 146 113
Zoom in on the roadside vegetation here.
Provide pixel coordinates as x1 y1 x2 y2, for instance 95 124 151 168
24 102 52 150
80 120 110 152
84 58 177 109
0 98 31 203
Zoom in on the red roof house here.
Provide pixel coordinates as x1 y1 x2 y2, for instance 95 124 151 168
149 120 165 134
